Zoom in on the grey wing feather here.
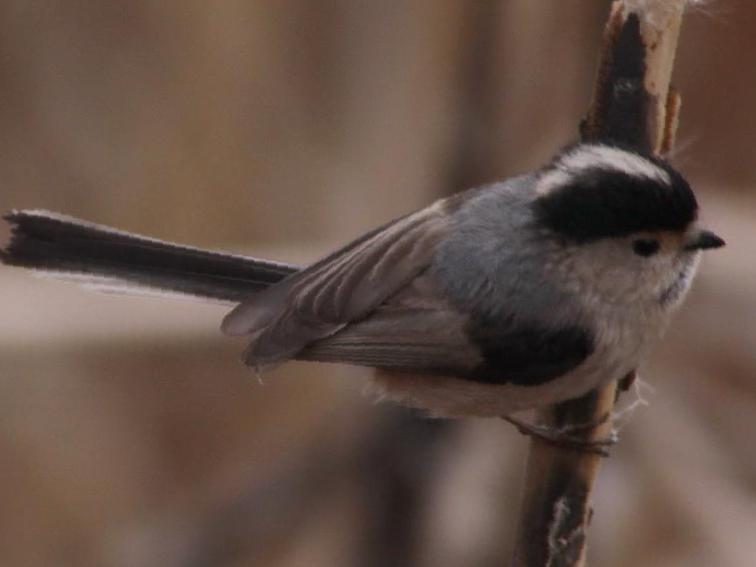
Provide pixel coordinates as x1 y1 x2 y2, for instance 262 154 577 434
221 200 453 368
297 297 484 376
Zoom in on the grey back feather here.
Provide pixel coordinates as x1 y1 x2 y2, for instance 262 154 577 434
433 174 588 330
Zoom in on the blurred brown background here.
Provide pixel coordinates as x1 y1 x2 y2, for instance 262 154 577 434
0 1 754 566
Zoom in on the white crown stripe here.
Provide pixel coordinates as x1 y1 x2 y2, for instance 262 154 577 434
558 145 671 184
535 144 671 196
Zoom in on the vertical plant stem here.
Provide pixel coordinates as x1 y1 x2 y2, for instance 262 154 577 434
510 2 686 565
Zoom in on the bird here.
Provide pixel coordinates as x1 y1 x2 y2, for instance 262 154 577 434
0 142 724 418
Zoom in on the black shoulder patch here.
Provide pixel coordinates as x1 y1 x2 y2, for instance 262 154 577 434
465 314 594 386
534 159 698 241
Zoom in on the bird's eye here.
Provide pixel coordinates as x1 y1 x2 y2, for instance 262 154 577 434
632 238 660 257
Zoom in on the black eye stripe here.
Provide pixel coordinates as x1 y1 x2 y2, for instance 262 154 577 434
632 238 660 257
534 152 698 242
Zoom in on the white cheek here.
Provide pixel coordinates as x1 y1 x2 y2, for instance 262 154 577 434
659 253 701 308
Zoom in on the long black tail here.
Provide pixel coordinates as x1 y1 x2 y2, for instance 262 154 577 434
1 210 299 303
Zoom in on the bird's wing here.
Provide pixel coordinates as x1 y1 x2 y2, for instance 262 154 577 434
221 199 457 368
296 277 485 377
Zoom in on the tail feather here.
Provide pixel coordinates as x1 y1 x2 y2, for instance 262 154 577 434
1 209 299 303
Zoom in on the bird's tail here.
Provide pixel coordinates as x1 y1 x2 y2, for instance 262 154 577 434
0 209 298 304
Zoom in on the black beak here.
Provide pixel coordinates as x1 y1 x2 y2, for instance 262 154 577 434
685 229 726 251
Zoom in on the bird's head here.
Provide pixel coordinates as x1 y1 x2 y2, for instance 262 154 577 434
532 143 724 309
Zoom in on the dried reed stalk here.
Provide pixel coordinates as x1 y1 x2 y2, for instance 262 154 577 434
510 2 687 565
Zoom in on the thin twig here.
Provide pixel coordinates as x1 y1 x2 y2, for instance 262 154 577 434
510 2 687 565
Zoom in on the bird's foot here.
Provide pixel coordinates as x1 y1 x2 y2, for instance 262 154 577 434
503 413 618 457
